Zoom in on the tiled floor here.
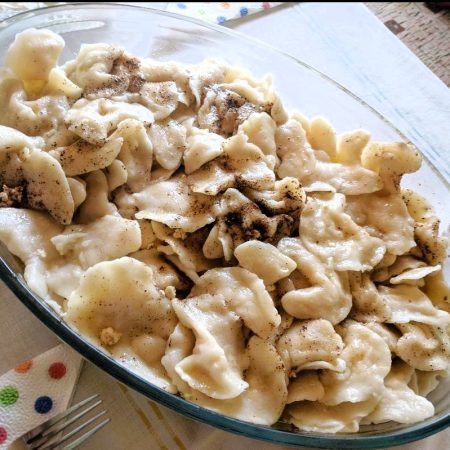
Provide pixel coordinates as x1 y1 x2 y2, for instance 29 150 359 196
366 2 450 86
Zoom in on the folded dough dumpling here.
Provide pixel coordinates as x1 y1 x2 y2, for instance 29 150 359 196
204 188 295 261
286 371 325 403
163 328 287 425
390 265 441 286
134 176 216 232
172 293 248 399
157 226 216 283
345 192 415 256
0 79 70 137
425 271 450 314
348 272 391 322
335 129 371 164
363 360 434 425
0 124 43 153
379 285 450 327
111 119 153 191
105 159 127 192
364 322 400 352
303 127 381 195
50 137 123 177
409 369 446 397
311 160 383 196
0 126 38 187
239 112 277 159
234 240 296 285
0 208 62 298
278 238 352 325
76 170 118 224
190 267 281 338
140 59 191 106
0 127 75 223
221 336 287 425
130 249 188 291
183 127 225 174
66 257 177 391
64 43 125 97
277 320 345 374
46 67 83 99
361 141 422 193
148 119 185 171
6 28 64 81
275 118 316 181
51 215 141 269
188 60 226 106
307 116 337 159
67 177 86 209
286 399 378 433
66 98 154 145
372 255 434 284
243 177 306 216
22 149 74 225
396 322 450 371
320 322 391 405
402 189 448 266
188 132 275 196
300 193 386 272
197 84 263 137
135 81 182 121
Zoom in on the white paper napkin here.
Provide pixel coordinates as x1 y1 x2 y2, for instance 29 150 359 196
0 344 83 449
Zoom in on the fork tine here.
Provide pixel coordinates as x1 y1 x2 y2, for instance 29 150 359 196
28 400 102 448
27 395 99 444
36 410 108 450
60 418 111 450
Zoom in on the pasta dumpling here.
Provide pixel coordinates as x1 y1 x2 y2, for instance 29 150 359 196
234 240 296 285
190 267 281 338
134 176 216 232
276 320 345 374
286 399 378 433
6 28 64 81
396 322 450 371
320 323 391 405
65 43 124 97
22 149 75 224
66 257 177 391
278 238 352 324
299 193 386 272
172 293 248 399
0 208 62 298
363 360 434 425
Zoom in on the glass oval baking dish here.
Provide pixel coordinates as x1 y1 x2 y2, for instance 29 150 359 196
0 3 449 448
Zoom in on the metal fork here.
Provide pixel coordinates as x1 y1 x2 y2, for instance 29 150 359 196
24 394 110 450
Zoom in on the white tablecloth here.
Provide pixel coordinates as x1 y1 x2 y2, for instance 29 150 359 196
1 2 450 449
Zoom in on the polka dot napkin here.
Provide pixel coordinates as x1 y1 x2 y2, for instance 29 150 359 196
166 2 284 25
0 344 83 449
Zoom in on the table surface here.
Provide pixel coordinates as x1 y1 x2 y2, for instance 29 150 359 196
366 2 450 87
1 2 450 450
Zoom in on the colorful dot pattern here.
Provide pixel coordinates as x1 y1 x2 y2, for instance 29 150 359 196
0 427 6 445
0 346 82 450
0 386 18 406
49 362 67 380
34 396 53 414
167 2 282 25
14 360 32 373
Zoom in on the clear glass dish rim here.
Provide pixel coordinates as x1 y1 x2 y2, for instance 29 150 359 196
0 3 449 448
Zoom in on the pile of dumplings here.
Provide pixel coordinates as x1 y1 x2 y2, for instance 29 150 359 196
0 28 449 433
